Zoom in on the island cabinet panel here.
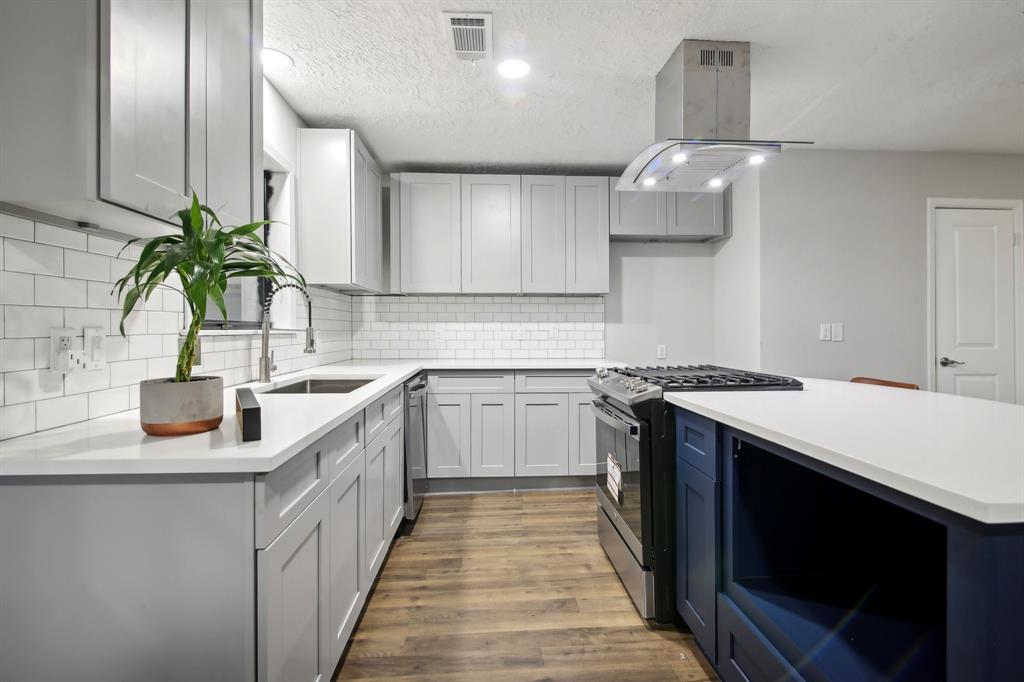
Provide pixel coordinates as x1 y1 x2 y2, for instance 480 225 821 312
717 594 805 682
515 393 570 476
675 460 719 661
567 393 598 476
426 394 472 478
257 489 331 682
470 393 516 477
100 0 189 219
675 408 718 480
521 175 567 293
461 174 521 293
328 449 366 664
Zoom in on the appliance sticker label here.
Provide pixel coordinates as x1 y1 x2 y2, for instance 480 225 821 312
606 452 623 505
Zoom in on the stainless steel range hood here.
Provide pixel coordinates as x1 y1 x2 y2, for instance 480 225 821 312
618 40 810 193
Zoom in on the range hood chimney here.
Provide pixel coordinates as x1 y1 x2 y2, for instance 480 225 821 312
618 39 810 192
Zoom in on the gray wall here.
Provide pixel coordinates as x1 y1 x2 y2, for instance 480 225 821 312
605 241 715 365
758 150 1024 385
713 174 761 369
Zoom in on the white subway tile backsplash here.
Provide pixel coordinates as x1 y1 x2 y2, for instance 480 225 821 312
35 275 88 307
4 305 64 338
0 271 34 305
0 339 35 372
35 223 87 251
65 308 112 335
147 311 181 334
65 250 110 281
4 239 63 276
36 394 89 430
0 214 34 240
0 402 35 439
87 235 126 257
5 369 63 403
88 386 130 419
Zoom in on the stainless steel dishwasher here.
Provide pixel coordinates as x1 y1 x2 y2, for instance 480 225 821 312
404 374 427 520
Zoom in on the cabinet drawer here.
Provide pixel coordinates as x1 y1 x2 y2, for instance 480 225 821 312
675 408 718 480
514 371 593 393
717 594 804 682
427 372 514 394
328 412 365 483
366 385 403 443
256 438 328 548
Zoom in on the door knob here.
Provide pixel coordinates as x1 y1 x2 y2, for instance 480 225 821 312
939 356 965 367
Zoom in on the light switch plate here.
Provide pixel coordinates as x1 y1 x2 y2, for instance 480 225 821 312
819 323 832 341
831 322 845 342
657 344 667 359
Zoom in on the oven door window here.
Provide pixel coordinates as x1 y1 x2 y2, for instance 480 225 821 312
595 405 644 551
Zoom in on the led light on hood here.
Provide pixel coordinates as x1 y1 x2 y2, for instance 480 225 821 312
672 152 688 164
642 178 657 187
749 155 765 165
708 177 724 188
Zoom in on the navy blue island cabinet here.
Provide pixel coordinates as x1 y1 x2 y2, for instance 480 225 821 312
671 405 1024 682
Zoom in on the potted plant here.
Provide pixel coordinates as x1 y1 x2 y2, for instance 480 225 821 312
113 194 305 436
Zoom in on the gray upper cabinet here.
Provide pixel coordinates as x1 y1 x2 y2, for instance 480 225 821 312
461 175 521 293
470 394 516 477
399 173 462 293
426 393 471 478
667 190 725 237
192 0 254 228
515 393 570 476
100 0 190 220
609 180 668 236
0 0 259 239
565 176 610 294
298 129 385 292
521 175 567 294
257 488 331 682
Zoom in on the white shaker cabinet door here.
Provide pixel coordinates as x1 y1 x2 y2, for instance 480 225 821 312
521 175 566 293
100 0 189 220
470 393 516 477
461 174 521 293
514 393 570 476
568 393 598 476
565 176 609 294
609 178 667 236
399 173 462 293
383 418 405 540
666 191 725 237
353 135 385 292
328 450 365 665
258 490 331 682
426 394 472 478
364 426 388 580
193 0 253 227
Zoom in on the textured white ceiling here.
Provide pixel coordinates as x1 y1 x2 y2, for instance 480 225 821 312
264 0 1024 172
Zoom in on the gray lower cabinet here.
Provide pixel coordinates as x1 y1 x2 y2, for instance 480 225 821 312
365 415 404 579
427 393 472 478
515 393 570 476
568 393 598 476
470 393 516 477
383 417 405 539
257 488 331 682
328 450 366 664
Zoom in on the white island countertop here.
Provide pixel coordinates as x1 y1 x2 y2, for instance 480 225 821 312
0 359 616 477
665 378 1024 524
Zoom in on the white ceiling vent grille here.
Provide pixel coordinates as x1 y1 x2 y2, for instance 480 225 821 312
442 12 492 61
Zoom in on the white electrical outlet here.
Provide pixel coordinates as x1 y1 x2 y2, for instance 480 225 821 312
657 344 667 359
819 323 832 341
831 322 845 342
434 328 445 343
514 325 527 341
49 328 76 373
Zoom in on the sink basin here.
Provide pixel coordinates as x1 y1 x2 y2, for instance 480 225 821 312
262 378 375 395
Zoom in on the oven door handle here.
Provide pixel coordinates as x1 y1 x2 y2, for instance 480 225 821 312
591 400 640 439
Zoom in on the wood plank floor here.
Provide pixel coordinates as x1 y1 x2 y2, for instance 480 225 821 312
334 489 718 681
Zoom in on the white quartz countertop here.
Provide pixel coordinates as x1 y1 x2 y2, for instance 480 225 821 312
0 359 615 476
665 378 1024 524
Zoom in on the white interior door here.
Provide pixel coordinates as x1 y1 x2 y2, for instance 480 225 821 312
934 207 1016 402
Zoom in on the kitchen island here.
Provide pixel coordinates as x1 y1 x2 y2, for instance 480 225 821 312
666 379 1024 682
0 359 611 682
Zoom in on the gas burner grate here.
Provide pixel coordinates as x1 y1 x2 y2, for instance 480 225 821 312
618 365 803 391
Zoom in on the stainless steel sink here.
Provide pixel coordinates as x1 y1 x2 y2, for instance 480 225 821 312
263 378 374 394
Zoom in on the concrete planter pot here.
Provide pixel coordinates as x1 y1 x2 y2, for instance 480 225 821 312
139 376 224 436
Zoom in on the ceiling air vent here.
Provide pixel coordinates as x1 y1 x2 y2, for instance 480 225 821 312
442 11 492 61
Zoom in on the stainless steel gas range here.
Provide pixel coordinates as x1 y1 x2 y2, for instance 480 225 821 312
588 365 803 624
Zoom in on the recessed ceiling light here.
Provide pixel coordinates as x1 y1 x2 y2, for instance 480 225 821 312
672 152 688 164
708 177 724 188
749 155 766 165
262 48 294 71
642 178 657 187
497 59 530 78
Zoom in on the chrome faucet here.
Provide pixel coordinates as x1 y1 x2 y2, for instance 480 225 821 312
260 282 316 382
